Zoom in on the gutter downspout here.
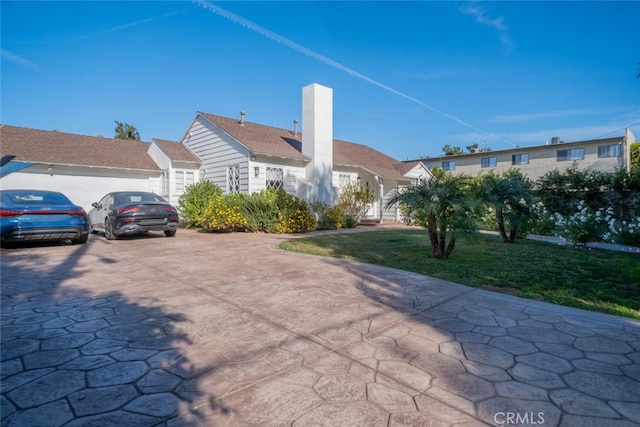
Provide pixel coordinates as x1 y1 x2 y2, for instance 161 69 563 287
375 175 384 224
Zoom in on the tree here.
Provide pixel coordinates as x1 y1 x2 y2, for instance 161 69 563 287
114 121 140 140
387 170 478 259
441 144 464 156
475 169 534 243
466 143 480 153
631 142 640 171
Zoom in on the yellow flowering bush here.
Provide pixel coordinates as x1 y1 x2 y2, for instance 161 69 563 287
198 195 247 232
274 190 317 233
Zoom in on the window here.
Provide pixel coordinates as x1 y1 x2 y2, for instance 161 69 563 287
175 171 195 193
339 174 351 188
512 153 530 165
557 148 584 162
598 144 622 158
175 171 185 192
227 165 240 193
481 157 497 168
266 167 284 189
161 170 169 195
442 161 455 171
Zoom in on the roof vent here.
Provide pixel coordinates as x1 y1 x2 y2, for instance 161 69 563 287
240 110 245 126
551 136 562 144
293 119 299 136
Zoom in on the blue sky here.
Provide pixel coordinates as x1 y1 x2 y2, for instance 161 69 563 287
2 1 639 160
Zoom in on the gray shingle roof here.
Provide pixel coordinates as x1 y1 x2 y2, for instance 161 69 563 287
0 125 161 171
153 138 201 163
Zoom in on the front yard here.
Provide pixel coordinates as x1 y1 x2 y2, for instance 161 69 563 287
281 230 640 319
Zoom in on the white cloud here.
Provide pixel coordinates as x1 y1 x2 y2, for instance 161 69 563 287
458 2 513 51
492 107 636 124
0 48 38 71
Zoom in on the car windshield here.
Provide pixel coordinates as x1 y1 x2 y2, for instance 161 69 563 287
115 193 165 204
2 192 71 205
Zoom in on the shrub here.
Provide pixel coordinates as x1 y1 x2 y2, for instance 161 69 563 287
276 189 317 233
554 201 610 245
604 216 640 247
528 202 557 235
311 202 345 230
222 189 316 234
178 180 223 228
229 191 279 233
344 215 358 228
274 190 317 233
338 182 375 222
198 195 247 232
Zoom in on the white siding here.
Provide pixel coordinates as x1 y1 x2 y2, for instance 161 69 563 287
249 159 306 195
1 165 159 213
183 117 249 193
147 143 171 170
332 169 358 189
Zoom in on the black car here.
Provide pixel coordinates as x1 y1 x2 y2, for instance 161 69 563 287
0 190 90 245
89 192 178 240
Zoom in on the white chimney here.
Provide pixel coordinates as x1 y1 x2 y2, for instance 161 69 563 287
302 83 334 204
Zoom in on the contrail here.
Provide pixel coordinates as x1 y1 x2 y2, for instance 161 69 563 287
70 9 186 42
194 0 513 146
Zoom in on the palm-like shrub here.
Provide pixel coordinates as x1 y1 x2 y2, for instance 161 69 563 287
475 169 534 243
387 170 478 259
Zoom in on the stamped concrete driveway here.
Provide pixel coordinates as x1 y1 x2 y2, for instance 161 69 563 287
2 229 640 426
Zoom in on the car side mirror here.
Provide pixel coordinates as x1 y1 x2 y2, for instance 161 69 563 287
92 202 100 208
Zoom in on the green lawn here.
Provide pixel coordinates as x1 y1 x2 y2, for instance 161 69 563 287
280 229 640 319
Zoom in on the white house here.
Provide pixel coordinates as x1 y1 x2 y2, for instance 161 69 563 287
0 125 201 212
180 83 431 222
1 83 429 222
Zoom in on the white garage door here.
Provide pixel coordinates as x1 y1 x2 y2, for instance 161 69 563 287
1 170 156 213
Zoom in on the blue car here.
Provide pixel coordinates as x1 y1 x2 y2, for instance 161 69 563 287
0 190 90 245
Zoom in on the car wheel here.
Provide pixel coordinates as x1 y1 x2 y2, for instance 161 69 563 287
72 233 89 245
164 230 177 237
105 219 117 240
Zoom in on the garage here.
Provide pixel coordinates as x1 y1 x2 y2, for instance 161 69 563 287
0 125 197 213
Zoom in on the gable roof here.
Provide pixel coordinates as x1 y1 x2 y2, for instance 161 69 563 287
392 160 425 176
198 112 418 180
199 113 307 161
333 139 413 180
152 138 201 163
0 125 161 171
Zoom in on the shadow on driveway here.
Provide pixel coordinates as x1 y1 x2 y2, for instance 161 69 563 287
1 237 227 426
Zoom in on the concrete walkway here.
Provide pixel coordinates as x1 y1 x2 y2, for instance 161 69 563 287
1 229 639 426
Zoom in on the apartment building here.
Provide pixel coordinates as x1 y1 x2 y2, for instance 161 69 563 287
413 129 636 181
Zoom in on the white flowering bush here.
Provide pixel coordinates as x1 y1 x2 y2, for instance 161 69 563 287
604 216 640 246
528 199 640 247
528 202 557 235
554 201 609 245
